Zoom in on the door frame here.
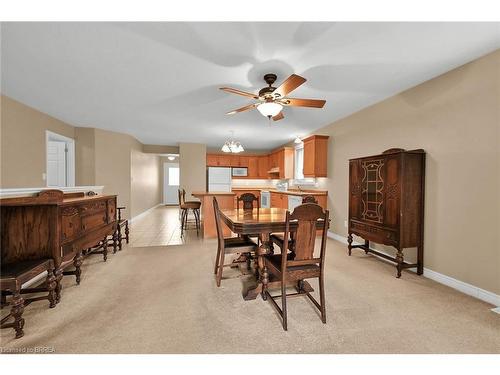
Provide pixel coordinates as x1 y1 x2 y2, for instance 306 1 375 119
46 130 75 187
163 162 180 205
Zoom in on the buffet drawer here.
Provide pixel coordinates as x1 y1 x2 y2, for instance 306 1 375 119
350 220 398 246
81 211 107 232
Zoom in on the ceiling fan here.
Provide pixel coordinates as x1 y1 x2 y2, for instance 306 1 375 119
220 73 326 121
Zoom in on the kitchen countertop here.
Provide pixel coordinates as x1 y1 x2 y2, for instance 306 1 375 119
192 191 236 196
231 187 327 196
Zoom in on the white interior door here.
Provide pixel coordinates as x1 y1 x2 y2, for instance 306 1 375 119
164 163 180 205
47 141 67 187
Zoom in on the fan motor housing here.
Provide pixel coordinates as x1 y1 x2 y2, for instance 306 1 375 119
258 86 276 97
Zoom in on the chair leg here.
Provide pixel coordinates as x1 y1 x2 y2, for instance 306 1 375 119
180 209 186 236
281 277 288 331
46 268 57 308
125 220 130 244
11 291 25 339
216 251 225 287
214 246 222 275
117 224 123 250
319 274 326 324
194 209 200 236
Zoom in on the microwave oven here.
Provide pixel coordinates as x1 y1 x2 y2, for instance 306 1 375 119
232 167 248 177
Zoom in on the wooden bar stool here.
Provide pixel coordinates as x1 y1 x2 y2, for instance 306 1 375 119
178 189 201 236
1 259 58 338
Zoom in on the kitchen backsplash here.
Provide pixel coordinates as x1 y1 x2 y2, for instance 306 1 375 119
231 178 322 190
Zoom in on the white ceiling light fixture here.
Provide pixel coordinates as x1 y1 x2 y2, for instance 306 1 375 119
256 102 283 118
294 136 302 144
167 155 176 161
221 131 244 153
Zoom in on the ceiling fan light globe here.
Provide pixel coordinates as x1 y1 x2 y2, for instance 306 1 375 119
257 102 282 118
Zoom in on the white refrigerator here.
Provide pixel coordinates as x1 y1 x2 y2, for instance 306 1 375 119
207 167 232 192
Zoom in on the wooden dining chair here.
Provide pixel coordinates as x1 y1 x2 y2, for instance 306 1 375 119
237 193 259 210
213 197 259 287
262 203 329 331
270 195 318 252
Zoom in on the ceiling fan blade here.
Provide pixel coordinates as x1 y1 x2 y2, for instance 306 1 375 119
282 98 326 108
274 74 307 97
272 112 284 121
220 87 259 99
226 103 257 115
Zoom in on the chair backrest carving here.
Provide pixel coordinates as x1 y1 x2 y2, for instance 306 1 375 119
301 195 318 204
237 193 259 210
282 203 329 271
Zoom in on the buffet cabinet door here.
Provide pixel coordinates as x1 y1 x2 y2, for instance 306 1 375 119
348 160 362 221
383 154 401 230
359 157 386 225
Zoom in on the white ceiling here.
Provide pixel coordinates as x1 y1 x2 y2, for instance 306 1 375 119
1 22 499 150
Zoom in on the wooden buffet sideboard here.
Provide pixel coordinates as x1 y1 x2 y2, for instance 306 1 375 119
1 189 117 298
348 148 425 278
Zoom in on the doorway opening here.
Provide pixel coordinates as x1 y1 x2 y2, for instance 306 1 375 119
45 131 75 187
163 159 180 205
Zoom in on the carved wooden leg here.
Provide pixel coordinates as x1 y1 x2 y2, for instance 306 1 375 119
261 266 269 301
117 224 123 251
125 220 130 244
396 248 404 278
244 232 271 300
54 268 63 304
364 239 369 254
46 269 57 308
112 231 118 254
102 236 108 262
74 251 83 285
347 233 353 256
11 291 25 339
417 245 424 275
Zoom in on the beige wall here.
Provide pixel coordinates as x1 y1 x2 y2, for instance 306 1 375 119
179 143 206 199
315 50 500 294
0 96 162 219
131 147 161 218
1 95 75 187
74 127 96 185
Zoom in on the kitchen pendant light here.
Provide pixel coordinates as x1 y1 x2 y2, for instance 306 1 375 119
257 102 283 118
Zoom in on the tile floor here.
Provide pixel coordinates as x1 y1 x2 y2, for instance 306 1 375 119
128 205 200 246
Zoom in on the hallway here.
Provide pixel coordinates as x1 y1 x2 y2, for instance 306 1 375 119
128 206 200 247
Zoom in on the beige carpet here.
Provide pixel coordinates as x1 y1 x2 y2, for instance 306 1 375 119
1 237 499 354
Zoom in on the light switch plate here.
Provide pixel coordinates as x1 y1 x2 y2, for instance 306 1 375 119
491 307 500 314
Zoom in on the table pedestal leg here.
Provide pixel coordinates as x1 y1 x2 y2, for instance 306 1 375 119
243 232 271 301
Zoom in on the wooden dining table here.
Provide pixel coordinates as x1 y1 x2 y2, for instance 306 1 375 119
219 207 328 300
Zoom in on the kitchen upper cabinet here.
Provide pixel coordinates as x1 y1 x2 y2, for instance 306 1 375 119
258 155 269 178
303 135 329 177
247 157 258 178
268 148 294 179
206 154 219 166
238 156 249 167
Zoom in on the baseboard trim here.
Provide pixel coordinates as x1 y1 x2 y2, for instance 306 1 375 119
327 231 500 309
129 203 162 224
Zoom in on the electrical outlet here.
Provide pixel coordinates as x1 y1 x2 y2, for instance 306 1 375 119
344 220 348 228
